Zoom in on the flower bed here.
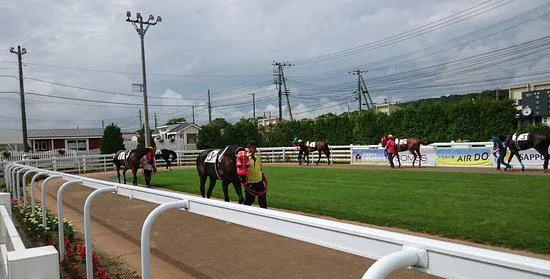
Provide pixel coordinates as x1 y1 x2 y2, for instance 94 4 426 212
11 198 138 279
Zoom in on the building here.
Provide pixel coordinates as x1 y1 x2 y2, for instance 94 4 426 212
153 122 200 150
122 133 139 150
508 82 550 126
374 103 397 115
257 116 281 127
28 128 103 152
0 129 23 152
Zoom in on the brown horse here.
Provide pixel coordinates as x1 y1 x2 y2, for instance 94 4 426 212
113 148 156 187
196 145 246 203
297 140 331 165
380 135 430 167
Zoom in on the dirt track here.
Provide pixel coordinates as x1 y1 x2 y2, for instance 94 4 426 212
34 164 548 279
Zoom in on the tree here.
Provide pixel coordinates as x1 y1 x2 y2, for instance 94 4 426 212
196 124 224 149
100 123 125 154
137 128 156 149
165 117 187 125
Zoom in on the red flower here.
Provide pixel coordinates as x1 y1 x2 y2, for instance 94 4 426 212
102 274 110 279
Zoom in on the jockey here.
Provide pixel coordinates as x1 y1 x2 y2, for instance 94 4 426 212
386 134 397 168
492 136 512 171
243 140 268 208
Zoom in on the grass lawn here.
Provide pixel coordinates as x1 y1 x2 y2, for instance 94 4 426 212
135 166 550 254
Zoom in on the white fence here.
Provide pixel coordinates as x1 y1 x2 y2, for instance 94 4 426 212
0 192 59 279
3 160 550 279
2 141 549 178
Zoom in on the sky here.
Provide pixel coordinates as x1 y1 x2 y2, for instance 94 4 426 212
1 0 549 132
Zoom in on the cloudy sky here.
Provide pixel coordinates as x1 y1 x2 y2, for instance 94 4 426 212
1 0 549 131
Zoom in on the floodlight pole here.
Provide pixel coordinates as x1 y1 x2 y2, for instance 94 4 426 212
126 11 162 147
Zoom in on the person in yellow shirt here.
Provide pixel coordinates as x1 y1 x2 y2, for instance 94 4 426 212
243 140 268 208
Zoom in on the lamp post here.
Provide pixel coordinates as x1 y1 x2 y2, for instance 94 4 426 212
126 11 162 147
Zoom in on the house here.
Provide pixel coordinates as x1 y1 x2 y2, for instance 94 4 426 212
153 122 200 150
0 129 23 152
28 128 103 152
508 82 550 126
374 103 397 115
257 116 281 127
122 133 139 150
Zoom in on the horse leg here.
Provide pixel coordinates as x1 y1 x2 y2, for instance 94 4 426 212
534 146 549 172
326 148 331 165
233 180 244 204
396 152 401 168
510 149 524 172
116 166 121 183
410 150 416 167
122 168 128 184
316 151 321 166
206 176 216 199
199 175 207 198
132 168 138 186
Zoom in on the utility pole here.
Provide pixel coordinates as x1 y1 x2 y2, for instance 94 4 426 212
138 108 143 130
192 105 195 124
272 62 292 121
252 93 256 120
101 120 105 130
207 89 212 124
154 112 158 130
126 11 162 147
350 69 363 111
496 87 499 101
360 74 374 110
281 66 293 121
10 46 29 151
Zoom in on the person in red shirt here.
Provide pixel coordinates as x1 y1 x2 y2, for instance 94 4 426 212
385 134 397 168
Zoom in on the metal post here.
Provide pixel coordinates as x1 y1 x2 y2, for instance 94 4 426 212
57 179 82 261
30 172 49 215
141 200 189 279
21 169 37 207
16 167 25 201
84 186 117 279
7 164 17 191
362 247 427 279
41 175 62 227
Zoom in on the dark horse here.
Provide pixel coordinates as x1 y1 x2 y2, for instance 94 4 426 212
196 145 245 203
502 132 550 172
155 148 177 171
380 135 430 167
113 148 156 187
297 140 331 165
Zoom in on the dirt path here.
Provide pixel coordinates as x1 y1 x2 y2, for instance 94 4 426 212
33 174 438 279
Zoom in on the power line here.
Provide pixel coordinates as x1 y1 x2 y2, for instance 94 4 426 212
290 0 515 65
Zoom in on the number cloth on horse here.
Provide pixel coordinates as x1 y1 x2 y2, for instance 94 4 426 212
512 133 529 142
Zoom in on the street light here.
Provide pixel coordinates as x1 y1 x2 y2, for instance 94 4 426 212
125 11 162 147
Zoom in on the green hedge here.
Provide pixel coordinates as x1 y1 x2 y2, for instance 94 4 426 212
198 97 523 148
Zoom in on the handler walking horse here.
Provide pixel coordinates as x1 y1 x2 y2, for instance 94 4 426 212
196 145 246 203
297 140 331 165
113 148 157 187
503 132 550 172
380 135 430 167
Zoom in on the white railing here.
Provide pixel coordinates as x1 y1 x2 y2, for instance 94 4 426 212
0 192 59 279
4 161 550 279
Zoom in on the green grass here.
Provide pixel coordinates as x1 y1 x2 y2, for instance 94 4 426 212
135 167 550 254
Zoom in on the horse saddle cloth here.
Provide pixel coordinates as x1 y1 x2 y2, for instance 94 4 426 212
205 146 230 164
306 141 316 148
512 133 529 142
117 151 131 161
395 138 407 145
205 149 221 163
